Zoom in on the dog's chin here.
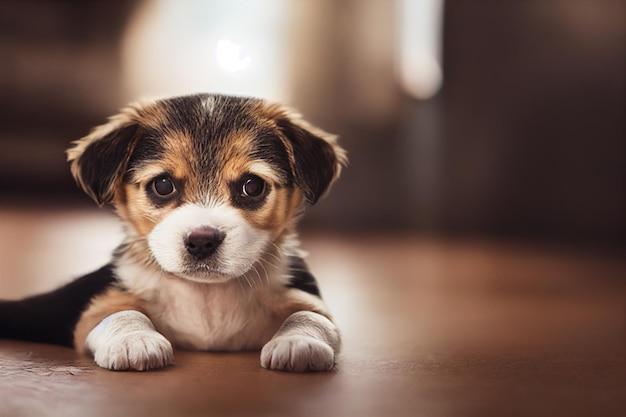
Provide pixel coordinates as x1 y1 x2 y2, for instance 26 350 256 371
158 260 255 284
172 269 235 284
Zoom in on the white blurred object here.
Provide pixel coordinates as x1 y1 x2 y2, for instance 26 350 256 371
396 0 444 100
215 39 252 72
122 0 289 102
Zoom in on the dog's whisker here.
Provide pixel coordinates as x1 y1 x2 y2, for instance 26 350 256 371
248 271 257 289
263 252 283 267
241 267 255 289
254 262 270 288
251 266 263 288
259 256 280 271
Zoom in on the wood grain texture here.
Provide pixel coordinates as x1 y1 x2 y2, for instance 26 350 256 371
0 209 624 417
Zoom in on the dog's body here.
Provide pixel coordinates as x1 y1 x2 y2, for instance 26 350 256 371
0 94 346 372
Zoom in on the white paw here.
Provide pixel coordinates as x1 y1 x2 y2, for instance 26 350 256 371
92 330 174 371
261 335 335 372
85 310 174 371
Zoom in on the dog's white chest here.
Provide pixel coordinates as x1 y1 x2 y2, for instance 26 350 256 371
146 276 281 351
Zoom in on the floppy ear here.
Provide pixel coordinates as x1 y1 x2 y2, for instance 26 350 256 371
275 111 347 205
66 111 141 207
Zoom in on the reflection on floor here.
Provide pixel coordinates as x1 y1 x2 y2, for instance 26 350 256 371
0 207 624 417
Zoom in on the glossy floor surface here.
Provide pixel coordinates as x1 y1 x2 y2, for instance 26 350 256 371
0 208 624 417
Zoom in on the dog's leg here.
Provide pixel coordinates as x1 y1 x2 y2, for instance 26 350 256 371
75 289 173 371
261 311 340 372
84 310 173 371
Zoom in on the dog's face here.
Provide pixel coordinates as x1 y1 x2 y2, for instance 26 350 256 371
67 94 345 283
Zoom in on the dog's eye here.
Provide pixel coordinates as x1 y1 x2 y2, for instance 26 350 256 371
152 176 176 197
242 175 266 198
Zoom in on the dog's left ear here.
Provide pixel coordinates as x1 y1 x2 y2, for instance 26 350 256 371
66 109 142 207
274 110 347 205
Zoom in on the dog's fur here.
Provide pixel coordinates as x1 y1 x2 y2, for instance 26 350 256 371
0 94 346 372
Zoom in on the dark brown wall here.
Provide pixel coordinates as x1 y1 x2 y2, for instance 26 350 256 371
438 0 624 244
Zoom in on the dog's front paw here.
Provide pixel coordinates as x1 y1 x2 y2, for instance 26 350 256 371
92 330 174 371
85 310 174 371
261 335 335 372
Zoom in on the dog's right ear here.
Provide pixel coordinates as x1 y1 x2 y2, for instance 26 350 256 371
66 110 141 207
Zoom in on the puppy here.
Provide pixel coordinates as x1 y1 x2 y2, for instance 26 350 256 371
0 93 346 372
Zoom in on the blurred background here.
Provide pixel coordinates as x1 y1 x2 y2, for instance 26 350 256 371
0 4 624 414
0 0 624 248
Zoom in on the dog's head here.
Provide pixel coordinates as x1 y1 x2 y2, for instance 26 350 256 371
67 94 346 283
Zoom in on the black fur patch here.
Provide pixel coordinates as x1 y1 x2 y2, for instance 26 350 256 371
0 265 117 347
286 256 322 298
276 118 337 205
125 134 166 177
78 124 139 206
249 132 295 186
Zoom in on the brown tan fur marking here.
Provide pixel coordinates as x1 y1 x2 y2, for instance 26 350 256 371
273 289 333 322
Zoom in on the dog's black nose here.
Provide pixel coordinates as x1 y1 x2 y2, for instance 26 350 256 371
184 227 225 259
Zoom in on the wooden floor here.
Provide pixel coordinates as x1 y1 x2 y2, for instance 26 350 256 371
0 208 624 417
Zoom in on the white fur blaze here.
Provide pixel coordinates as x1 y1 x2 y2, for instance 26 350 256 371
147 203 271 283
260 311 340 372
85 310 174 371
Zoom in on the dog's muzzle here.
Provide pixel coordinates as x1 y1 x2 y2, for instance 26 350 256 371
184 227 225 259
